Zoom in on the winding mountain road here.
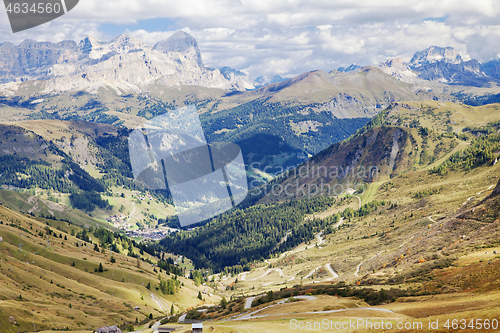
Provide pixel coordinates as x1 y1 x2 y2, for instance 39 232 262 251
354 195 362 209
325 263 339 278
303 266 321 279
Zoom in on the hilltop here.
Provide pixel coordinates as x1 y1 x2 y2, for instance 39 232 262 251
255 100 500 203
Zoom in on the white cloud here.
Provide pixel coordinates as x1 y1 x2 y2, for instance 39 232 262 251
1 0 500 77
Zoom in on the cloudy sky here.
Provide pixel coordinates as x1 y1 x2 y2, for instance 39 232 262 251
1 0 500 78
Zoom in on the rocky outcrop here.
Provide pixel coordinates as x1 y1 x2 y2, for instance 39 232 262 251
0 40 78 82
153 31 204 68
0 31 255 94
409 46 463 67
254 74 284 87
379 46 500 87
481 59 500 79
378 57 419 83
337 64 362 72
414 58 491 86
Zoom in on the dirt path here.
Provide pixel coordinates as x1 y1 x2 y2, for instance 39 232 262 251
235 301 392 321
131 319 163 333
303 266 321 279
316 231 324 245
399 235 415 248
280 231 325 258
248 268 295 285
325 263 339 278
354 195 362 209
333 217 345 229
462 184 496 206
428 215 438 223
149 292 169 313
355 252 383 277
238 295 317 318
174 255 183 265
244 294 266 309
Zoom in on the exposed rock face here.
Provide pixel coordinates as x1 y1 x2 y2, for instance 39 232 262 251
0 40 78 82
153 31 204 67
218 66 255 90
379 46 500 87
413 59 489 86
254 74 285 87
481 59 500 79
0 31 255 94
337 64 363 72
378 57 419 83
409 46 463 67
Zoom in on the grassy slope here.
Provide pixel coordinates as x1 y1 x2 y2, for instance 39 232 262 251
0 205 220 333
177 101 500 332
257 100 500 204
0 120 178 230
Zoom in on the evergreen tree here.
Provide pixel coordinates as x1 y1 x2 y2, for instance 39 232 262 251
220 297 227 309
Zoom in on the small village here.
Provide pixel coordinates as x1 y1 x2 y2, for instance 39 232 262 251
106 191 178 240
126 227 177 240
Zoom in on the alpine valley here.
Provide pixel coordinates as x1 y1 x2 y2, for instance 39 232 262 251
1 31 500 333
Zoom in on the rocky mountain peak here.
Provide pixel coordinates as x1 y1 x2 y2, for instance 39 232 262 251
380 57 407 69
337 64 363 72
409 46 463 68
107 34 147 53
481 59 500 78
18 39 77 50
78 35 104 54
153 31 203 67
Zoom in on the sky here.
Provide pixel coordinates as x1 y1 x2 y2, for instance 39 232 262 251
1 0 500 78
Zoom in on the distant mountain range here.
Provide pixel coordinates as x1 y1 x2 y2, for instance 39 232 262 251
0 31 256 94
378 46 500 87
2 31 500 96
2 32 500 182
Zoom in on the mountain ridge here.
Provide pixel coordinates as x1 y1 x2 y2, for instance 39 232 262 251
0 31 256 94
379 45 500 87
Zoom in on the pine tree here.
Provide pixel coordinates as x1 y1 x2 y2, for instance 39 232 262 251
197 291 202 300
220 297 227 309
98 263 104 272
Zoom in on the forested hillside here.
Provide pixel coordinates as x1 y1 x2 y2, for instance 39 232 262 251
153 197 338 269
